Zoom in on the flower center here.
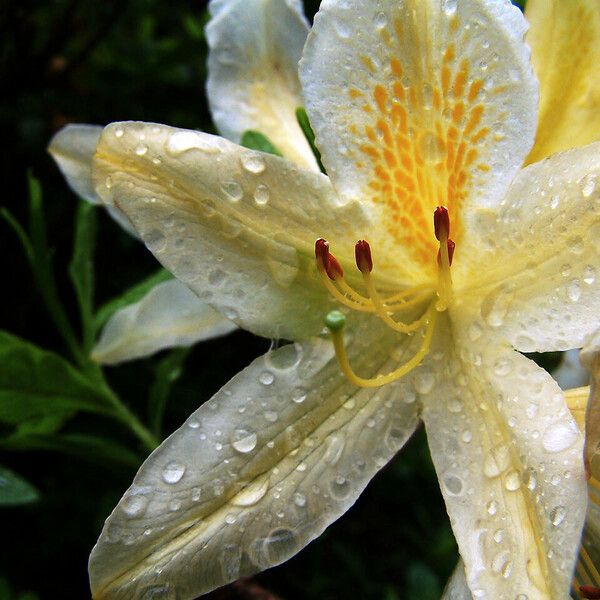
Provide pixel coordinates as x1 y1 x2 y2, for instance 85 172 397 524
316 206 455 388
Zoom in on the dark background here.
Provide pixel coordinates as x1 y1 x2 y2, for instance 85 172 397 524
0 1 526 598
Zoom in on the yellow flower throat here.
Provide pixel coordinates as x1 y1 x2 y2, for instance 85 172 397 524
317 206 455 388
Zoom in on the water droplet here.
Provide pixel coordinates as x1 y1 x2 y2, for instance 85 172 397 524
221 181 244 202
514 333 536 353
414 371 435 394
584 265 596 285
105 176 113 189
145 229 167 254
135 143 148 156
208 269 226 285
419 132 446 163
493 528 504 543
296 462 307 472
481 286 513 327
567 279 581 302
213 480 225 497
220 544 242 581
523 467 537 491
462 430 473 443
231 429 258 453
265 343 302 371
231 474 270 507
263 528 299 565
549 505 566 527
225 513 237 525
580 174 597 198
191 487 201 501
443 474 464 496
141 584 176 600
483 445 510 478
487 499 498 515
166 130 221 155
323 433 345 465
542 421 578 453
504 469 521 491
293 492 306 507
259 371 274 385
550 194 559 210
162 461 185 484
443 0 458 16
493 358 512 377
240 153 266 174
122 493 149 517
374 11 387 28
292 387 307 404
330 475 351 499
264 410 278 422
568 236 584 255
253 184 270 206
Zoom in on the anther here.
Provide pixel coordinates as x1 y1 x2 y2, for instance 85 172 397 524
437 239 456 267
434 206 450 241
315 238 344 280
355 240 373 273
580 586 600 599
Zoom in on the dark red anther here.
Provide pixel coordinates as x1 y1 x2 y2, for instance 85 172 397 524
580 586 600 599
434 206 450 241
437 239 456 267
315 238 344 280
355 239 373 273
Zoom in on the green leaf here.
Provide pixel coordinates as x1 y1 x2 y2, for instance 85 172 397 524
0 331 114 425
148 347 190 436
295 107 326 173
0 466 39 506
94 268 173 332
406 563 440 600
69 200 97 352
0 208 34 264
1 434 142 468
240 130 283 157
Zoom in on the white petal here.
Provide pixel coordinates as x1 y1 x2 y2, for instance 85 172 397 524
48 124 103 204
88 316 421 599
456 143 600 353
92 122 371 341
92 279 237 365
419 315 586 600
441 560 473 600
553 349 589 391
206 0 318 170
299 0 537 282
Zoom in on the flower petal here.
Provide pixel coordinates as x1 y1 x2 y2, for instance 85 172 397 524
525 0 600 164
88 317 421 599
48 124 103 204
553 349 589 391
206 0 318 171
441 560 473 600
456 142 600 353
92 279 237 365
299 0 537 280
419 318 586 600
564 386 589 432
581 333 600 477
92 122 371 341
48 123 138 236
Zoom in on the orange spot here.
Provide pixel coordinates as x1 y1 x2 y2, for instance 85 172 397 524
373 85 388 113
362 104 373 114
449 17 459 33
471 127 490 144
468 80 484 102
383 148 397 168
442 66 451 95
361 56 376 72
392 82 406 101
443 45 456 64
452 102 465 124
464 105 484 136
376 119 393 146
454 60 469 98
390 58 403 78
360 144 379 159
349 88 364 100
477 163 490 172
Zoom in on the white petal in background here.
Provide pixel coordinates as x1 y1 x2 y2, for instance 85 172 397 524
441 560 473 600
88 316 424 599
552 348 589 391
206 0 318 171
92 280 237 365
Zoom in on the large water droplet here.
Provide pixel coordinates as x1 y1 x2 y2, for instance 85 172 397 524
162 461 185 484
330 475 351 499
221 181 244 202
259 371 275 385
550 505 566 527
542 421 578 453
483 445 510 478
567 279 582 302
293 492 307 507
580 174 597 198
442 0 458 16
323 433 345 465
504 469 521 491
166 130 221 155
263 527 299 565
135 143 148 156
443 474 464 496
253 184 270 206
231 429 258 453
414 371 435 394
292 387 307 404
122 493 149 517
240 153 266 174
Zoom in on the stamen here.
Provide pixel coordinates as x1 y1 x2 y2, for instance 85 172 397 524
580 586 600 599
325 303 437 388
434 206 454 312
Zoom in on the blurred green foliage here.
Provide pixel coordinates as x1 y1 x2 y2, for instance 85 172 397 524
0 1 529 599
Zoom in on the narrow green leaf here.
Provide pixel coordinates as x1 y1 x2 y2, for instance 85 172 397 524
68 200 97 352
0 208 34 264
148 347 190 436
0 331 114 424
295 107 326 173
0 466 39 506
240 130 283 157
94 268 173 332
0 434 142 468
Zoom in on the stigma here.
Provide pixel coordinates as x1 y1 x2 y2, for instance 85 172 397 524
316 206 455 388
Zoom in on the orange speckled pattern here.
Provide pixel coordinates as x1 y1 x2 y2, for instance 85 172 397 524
352 17 493 267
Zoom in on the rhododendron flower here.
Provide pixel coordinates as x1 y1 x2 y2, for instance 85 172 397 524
86 1 600 599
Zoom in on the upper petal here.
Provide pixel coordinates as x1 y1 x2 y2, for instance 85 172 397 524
456 142 600 353
92 122 371 341
419 315 586 600
88 316 421 599
525 0 600 164
206 0 318 171
299 0 538 281
92 279 237 365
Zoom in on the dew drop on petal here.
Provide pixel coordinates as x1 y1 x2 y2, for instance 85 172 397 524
259 371 275 385
504 469 521 491
293 492 307 507
122 494 149 517
550 506 566 527
231 429 258 454
240 153 266 174
231 474 270 507
542 421 578 453
221 181 244 202
253 184 270 206
443 474 464 496
162 461 185 484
